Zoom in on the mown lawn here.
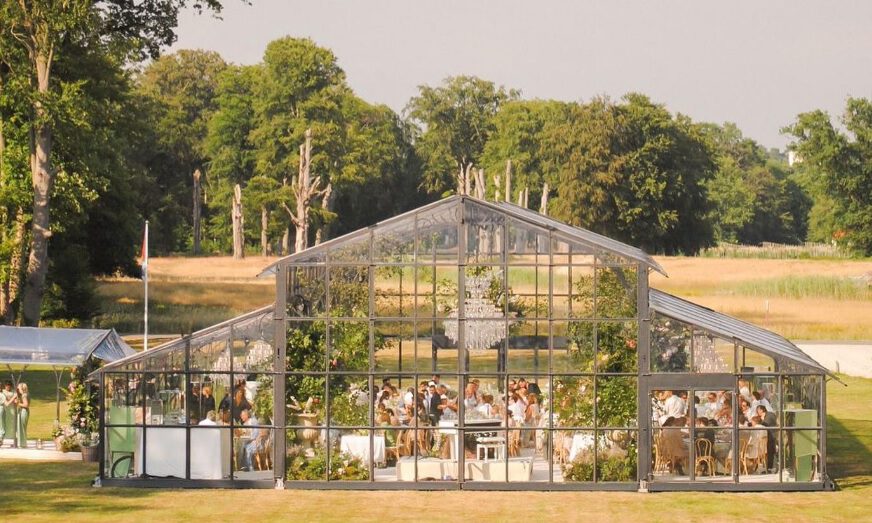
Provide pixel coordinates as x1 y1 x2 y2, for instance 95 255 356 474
1 374 870 522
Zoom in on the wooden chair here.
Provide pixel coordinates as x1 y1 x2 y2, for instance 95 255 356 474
694 439 716 477
738 437 751 475
654 432 673 473
508 430 521 457
553 431 569 465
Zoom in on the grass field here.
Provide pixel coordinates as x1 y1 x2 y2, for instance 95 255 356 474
1 373 869 522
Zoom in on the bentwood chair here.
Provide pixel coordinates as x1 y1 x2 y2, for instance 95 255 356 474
694 439 716 477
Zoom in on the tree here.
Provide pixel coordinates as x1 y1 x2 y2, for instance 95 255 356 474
544 94 716 255
136 49 227 254
702 123 810 245
3 0 226 325
786 98 872 255
480 99 572 205
405 76 517 196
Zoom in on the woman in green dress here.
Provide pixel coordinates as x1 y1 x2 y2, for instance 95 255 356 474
15 382 29 448
0 381 14 446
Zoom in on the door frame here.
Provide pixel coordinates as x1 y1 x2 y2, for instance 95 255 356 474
640 373 737 484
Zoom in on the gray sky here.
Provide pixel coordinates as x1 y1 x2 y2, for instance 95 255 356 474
171 0 872 149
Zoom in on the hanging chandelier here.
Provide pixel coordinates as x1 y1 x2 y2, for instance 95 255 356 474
444 270 513 353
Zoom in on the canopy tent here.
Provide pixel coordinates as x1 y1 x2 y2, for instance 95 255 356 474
0 326 135 366
0 326 136 427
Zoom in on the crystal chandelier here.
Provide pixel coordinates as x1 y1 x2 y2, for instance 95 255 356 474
444 270 512 353
244 339 273 370
692 334 729 372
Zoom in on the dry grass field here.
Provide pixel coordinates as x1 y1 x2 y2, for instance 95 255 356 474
95 255 872 341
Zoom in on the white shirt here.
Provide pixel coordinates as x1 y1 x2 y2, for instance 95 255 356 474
658 394 686 425
198 418 216 426
751 398 774 413
476 403 493 418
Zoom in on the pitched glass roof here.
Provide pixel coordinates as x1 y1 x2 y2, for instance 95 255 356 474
649 288 831 375
259 195 666 275
0 326 135 366
94 305 274 374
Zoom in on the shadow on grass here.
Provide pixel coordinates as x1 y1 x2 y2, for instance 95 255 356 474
827 415 872 489
0 461 160 516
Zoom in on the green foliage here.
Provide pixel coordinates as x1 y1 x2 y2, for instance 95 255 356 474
285 445 369 481
561 440 637 482
702 123 811 245
66 359 101 439
650 315 691 372
787 98 872 255
545 94 715 255
406 75 518 195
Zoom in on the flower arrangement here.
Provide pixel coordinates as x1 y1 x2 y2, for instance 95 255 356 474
285 445 369 480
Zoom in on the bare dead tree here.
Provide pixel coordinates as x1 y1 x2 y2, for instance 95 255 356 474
504 159 512 203
192 168 202 255
261 205 269 257
283 129 331 253
232 183 244 259
540 182 550 215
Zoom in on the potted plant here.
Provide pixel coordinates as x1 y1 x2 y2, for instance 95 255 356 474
50 422 64 450
79 432 100 462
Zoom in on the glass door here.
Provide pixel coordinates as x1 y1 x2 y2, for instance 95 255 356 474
647 377 737 484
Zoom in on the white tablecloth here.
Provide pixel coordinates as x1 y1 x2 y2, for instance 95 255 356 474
339 435 385 465
136 427 231 479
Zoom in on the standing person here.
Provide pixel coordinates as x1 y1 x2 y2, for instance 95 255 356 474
15 383 30 448
0 381 15 446
199 385 216 421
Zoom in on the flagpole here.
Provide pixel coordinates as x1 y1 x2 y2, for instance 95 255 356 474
144 220 149 352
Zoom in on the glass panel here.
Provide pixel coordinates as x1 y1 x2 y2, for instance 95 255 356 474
144 373 186 425
596 321 638 373
328 266 369 318
429 321 459 373
142 348 185 372
597 430 637 482
327 231 370 264
507 320 548 374
693 331 734 373
417 266 458 319
287 266 327 317
652 426 689 480
373 266 415 317
596 377 637 428
105 373 141 411
552 321 593 372
595 266 637 319
190 427 232 479
186 373 224 425
465 201 504 265
738 425 773 481
559 429 595 482
650 314 691 372
328 321 370 372
553 376 594 428
466 322 505 374
373 222 416 264
416 203 460 264
507 218 549 265
782 375 822 424
551 235 595 266
568 265 596 318
104 424 137 478
507 266 548 320
465 427 509 482
190 336 230 373
739 346 776 373
373 321 415 372
465 266 507 318
331 429 373 481
651 389 689 428
782 429 820 482
327 376 370 427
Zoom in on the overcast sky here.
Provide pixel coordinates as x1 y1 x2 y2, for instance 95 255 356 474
170 0 872 149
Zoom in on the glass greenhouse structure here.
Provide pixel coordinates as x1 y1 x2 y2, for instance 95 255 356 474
94 196 835 491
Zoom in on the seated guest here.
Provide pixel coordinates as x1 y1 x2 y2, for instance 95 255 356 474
715 397 733 427
739 397 754 425
661 417 688 474
239 409 261 471
705 392 720 418
463 383 479 410
199 410 218 426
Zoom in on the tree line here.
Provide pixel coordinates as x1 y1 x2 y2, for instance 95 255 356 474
1 4 869 327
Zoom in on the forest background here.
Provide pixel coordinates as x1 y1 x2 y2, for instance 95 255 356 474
1 2 871 329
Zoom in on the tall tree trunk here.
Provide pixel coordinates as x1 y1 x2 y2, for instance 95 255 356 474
192 168 202 255
504 159 512 203
315 184 333 246
261 205 269 257
232 183 244 259
286 129 330 254
22 53 53 326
